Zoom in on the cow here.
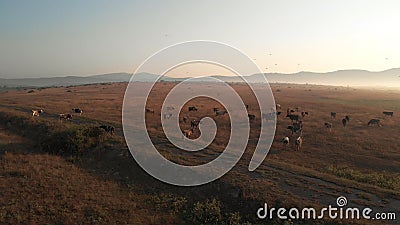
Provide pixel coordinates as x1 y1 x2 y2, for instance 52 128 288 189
59 113 72 121
287 121 302 135
286 114 300 122
287 126 302 136
163 113 173 119
301 112 309 117
215 110 227 116
188 106 198 112
295 136 303 151
190 120 200 129
182 116 188 123
280 137 290 149
32 109 44 117
213 107 219 113
330 112 337 118
276 111 282 116
345 115 350 122
182 128 194 138
383 111 394 117
99 125 115 135
262 112 275 120
324 122 332 132
246 104 249 109
368 119 381 126
287 108 291 115
342 118 347 127
286 108 296 115
248 114 256 121
145 108 155 114
72 108 83 115
276 104 281 110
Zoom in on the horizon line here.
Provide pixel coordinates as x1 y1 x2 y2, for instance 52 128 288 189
1 67 399 79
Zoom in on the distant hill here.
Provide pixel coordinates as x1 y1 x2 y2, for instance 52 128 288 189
0 73 132 87
1 69 399 88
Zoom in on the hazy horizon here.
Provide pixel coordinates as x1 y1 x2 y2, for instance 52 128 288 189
0 67 399 80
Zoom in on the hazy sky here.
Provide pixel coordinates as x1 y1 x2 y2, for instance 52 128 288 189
0 0 399 78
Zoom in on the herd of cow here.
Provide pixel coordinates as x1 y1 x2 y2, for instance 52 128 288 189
30 102 394 151
31 108 115 135
277 105 394 150
146 102 395 151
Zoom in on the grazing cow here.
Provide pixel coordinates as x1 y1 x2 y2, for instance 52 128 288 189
215 110 227 116
32 109 44 117
188 106 198 112
286 114 300 122
324 122 332 132
295 107 300 112
368 119 381 126
295 136 303 151
293 121 303 130
99 125 115 135
287 121 303 135
182 128 194 138
276 111 282 116
145 108 155 114
301 112 309 117
345 115 350 122
190 120 200 129
342 118 347 127
383 111 394 117
262 112 275 120
163 113 173 119
182 116 188 123
246 104 249 109
287 108 291 115
72 108 83 115
248 114 256 121
330 112 336 118
276 104 281 109
287 126 302 136
213 107 219 113
280 137 290 149
59 113 72 121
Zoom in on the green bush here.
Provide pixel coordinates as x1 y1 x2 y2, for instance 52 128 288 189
40 126 107 155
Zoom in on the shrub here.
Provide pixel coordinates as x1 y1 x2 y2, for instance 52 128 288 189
190 198 222 225
40 126 107 155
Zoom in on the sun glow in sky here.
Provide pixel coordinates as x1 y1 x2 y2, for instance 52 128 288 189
0 0 399 78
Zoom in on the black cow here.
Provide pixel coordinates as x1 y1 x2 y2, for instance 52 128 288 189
190 120 200 129
72 108 83 115
248 114 256 121
188 106 198 112
383 111 394 117
99 125 115 135
286 114 300 122
342 118 347 127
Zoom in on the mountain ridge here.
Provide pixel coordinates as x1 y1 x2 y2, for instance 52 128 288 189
1 68 399 88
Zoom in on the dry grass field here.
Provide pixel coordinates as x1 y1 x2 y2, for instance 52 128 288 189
0 82 399 224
